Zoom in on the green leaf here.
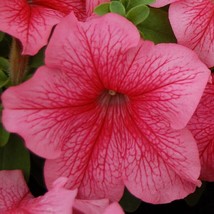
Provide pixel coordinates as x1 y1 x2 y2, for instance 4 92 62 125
29 47 45 68
126 0 155 11
0 123 10 147
110 1 126 16
94 3 110 16
120 0 128 8
0 57 9 72
185 182 206 207
138 8 177 43
119 188 142 212
126 5 150 25
0 134 30 180
0 32 4 42
0 69 9 88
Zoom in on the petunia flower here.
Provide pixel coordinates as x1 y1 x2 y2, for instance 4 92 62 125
0 170 76 213
187 75 214 181
2 13 210 204
168 0 214 68
0 0 108 55
0 170 124 214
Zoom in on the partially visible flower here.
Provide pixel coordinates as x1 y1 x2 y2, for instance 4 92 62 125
0 169 124 214
169 0 214 68
0 170 76 213
2 13 210 204
0 0 85 55
0 0 108 55
188 75 214 181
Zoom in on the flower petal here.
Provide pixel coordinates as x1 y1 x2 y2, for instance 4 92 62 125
44 102 126 201
123 115 201 203
0 0 85 55
0 170 32 212
150 0 178 8
20 177 76 214
103 202 124 214
73 198 109 214
121 41 210 129
169 0 214 68
188 80 214 181
45 13 140 70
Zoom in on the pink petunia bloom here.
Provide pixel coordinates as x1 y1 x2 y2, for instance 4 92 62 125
0 170 76 213
187 75 214 181
2 13 210 203
168 0 214 68
0 0 108 55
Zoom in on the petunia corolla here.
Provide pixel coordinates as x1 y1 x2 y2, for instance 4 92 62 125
0 0 108 55
0 170 75 213
2 13 210 204
0 170 124 214
168 0 214 68
188 75 214 181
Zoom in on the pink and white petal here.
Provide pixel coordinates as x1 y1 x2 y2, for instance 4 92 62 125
0 170 32 212
123 123 201 203
73 198 109 214
2 66 101 159
121 41 210 129
188 81 214 181
150 0 179 8
86 0 110 16
169 0 214 68
20 177 76 214
103 202 124 214
45 12 140 75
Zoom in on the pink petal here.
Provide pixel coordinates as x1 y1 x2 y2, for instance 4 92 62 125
188 78 214 181
150 0 178 8
73 198 109 214
45 13 140 69
169 0 214 68
86 0 110 17
0 0 85 55
123 122 201 203
122 41 210 130
20 177 76 214
0 170 32 212
103 202 124 214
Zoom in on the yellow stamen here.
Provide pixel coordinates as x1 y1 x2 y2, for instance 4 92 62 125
108 90 116 96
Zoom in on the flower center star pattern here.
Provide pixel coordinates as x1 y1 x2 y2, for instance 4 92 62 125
2 13 210 204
